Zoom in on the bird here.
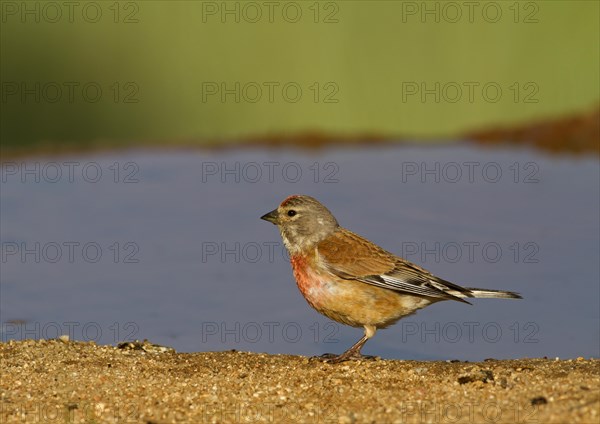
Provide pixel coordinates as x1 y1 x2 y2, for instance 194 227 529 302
261 194 522 363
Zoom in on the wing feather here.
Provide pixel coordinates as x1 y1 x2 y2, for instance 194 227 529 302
317 228 472 303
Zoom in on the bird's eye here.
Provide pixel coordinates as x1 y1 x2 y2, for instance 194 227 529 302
287 210 297 217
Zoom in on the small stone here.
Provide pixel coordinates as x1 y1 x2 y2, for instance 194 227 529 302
457 369 494 384
531 396 547 406
58 335 70 343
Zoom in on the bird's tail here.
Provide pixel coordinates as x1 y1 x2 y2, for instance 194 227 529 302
427 278 522 303
463 287 522 299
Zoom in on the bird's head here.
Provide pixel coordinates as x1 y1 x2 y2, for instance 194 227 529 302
261 195 339 255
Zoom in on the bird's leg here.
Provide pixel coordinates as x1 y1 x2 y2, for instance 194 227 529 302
315 325 378 364
329 334 370 362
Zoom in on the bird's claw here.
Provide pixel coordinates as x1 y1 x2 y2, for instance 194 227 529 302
311 352 380 364
313 353 338 360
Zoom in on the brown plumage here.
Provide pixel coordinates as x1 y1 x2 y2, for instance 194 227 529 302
317 229 475 303
261 195 522 363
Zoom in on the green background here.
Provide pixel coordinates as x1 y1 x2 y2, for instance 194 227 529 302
1 0 598 151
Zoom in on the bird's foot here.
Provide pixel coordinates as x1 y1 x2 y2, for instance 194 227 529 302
313 353 338 360
311 351 379 364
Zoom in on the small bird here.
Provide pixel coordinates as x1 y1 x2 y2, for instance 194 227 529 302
261 195 522 363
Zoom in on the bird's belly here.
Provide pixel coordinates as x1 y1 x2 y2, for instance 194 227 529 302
290 255 431 328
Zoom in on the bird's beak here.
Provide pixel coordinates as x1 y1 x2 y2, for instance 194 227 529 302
260 209 279 224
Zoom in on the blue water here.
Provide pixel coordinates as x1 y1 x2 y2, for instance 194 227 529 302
1 145 598 361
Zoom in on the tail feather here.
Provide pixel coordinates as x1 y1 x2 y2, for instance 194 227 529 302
463 288 522 299
428 278 522 302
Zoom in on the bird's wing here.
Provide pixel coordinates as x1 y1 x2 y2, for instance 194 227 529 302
316 228 472 303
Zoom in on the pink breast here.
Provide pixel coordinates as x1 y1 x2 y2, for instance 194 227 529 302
290 255 326 309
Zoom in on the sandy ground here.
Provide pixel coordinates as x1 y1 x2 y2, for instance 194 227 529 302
1 339 598 424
